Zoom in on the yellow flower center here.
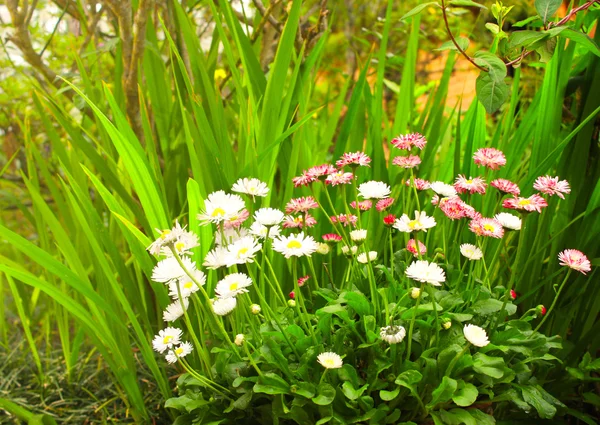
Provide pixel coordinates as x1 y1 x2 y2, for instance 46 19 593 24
408 220 421 229
175 242 185 252
324 359 335 367
294 217 302 224
466 179 473 184
518 199 531 206
184 282 193 289
175 347 184 355
287 240 302 249
237 247 249 257
483 224 495 232
249 186 256 192
160 230 171 239
163 336 173 344
229 282 238 291
212 208 226 217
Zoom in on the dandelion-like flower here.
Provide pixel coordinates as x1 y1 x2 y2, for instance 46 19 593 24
407 239 427 257
491 178 520 196
250 304 261 314
152 257 197 283
285 196 319 214
503 194 548 213
198 191 246 225
558 249 591 275
380 325 406 344
469 217 504 239
406 178 431 190
254 208 285 226
325 171 354 186
405 260 446 286
322 233 342 244
212 297 237 316
331 214 358 227
163 298 190 322
203 246 228 269
494 213 521 230
394 211 436 233
473 148 506 170
249 222 281 239
393 155 421 169
358 181 391 199
454 175 487 195
232 177 269 199
533 176 571 199
152 327 183 353
460 244 483 260
376 198 394 211
336 152 371 168
224 236 262 267
215 273 253 298
317 352 343 369
463 324 489 347
391 133 427 150
168 270 206 299
165 342 193 364
430 181 458 198
357 251 378 264
350 200 373 211
273 232 318 258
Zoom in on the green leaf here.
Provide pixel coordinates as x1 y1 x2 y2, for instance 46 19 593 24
290 382 316 398
473 51 507 81
380 388 400 401
401 2 438 21
452 381 478 407
341 291 372 316
165 392 210 413
439 408 477 425
551 28 600 57
473 353 505 379
518 385 557 419
313 383 336 405
395 370 423 388
476 72 509 114
435 38 470 52
471 298 516 316
509 30 549 49
342 381 368 400
427 376 458 408
535 0 562 23
253 373 291 395
449 0 487 8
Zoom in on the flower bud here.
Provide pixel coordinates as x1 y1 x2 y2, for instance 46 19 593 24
289 291 295 299
510 289 517 300
250 304 261 315
316 242 330 255
536 305 547 316
410 287 421 299
288 299 296 308
234 334 245 346
442 319 452 330
383 214 396 226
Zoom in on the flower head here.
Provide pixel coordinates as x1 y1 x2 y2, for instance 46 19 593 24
430 181 457 198
463 324 489 347
336 152 372 168
232 177 269 199
234 334 245 346
307 164 337 180
254 208 285 226
383 214 396 226
357 251 378 264
212 297 237 316
152 327 183 353
165 342 193 364
198 191 246 225
250 304 262 315
473 148 506 170
407 239 427 257
510 289 517 300
317 352 343 369
316 243 330 255
380 325 406 344
283 214 317 229
215 273 253 298
350 200 373 211
503 195 548 213
439 197 472 220
391 133 427 150
203 246 228 269
469 217 504 239
297 275 310 287
393 155 421 169
491 178 520 196
533 176 571 199
152 257 197 283
406 178 431 190
222 209 250 229
224 236 262 266
273 232 318 258
148 221 198 256
558 249 591 275
325 171 354 186
249 222 281 240
454 175 487 195
494 213 521 230
341 245 358 257
394 211 436 233
350 229 367 244
405 260 446 286
292 172 316 187
331 214 358 227
460 243 483 260
285 197 319 214
537 305 547 316
410 287 421 299
376 198 395 212
358 181 391 199
163 298 189 322
168 270 206 299
322 233 342 244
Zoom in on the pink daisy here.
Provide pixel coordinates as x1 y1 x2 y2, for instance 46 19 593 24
285 196 319 214
431 195 440 206
391 133 427 150
298 275 311 287
350 200 373 211
325 171 354 186
533 176 571 199
322 233 342 244
439 197 469 220
336 152 371 168
307 164 337 180
469 217 504 238
292 173 316 187
558 249 591 275
405 178 431 190
283 214 317 229
454 175 487 195
331 214 358 227
223 209 249 229
473 148 506 170
491 179 520 196
503 194 548 213
393 155 421 169
407 239 427 257
376 198 395 212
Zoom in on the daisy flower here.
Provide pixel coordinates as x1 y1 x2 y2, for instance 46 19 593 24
325 171 354 186
254 208 285 226
473 148 506 170
249 222 281 239
215 273 253 298
391 133 427 150
431 195 440 206
454 175 487 195
224 236 262 266
336 152 371 168
317 352 343 369
322 233 342 244
406 178 431 190
307 164 337 180
494 212 521 230
331 214 358 227
463 324 489 347
533 176 571 199
469 217 504 239
350 200 373 211
558 249 591 275
160 231 200 257
358 181 391 199
222 209 250 229
273 232 318 258
491 178 520 196
503 194 548 213
215 227 250 246
405 260 446 286
163 298 189 322
430 181 458 198
283 214 317 229
152 256 196 283
407 239 427 257
165 342 193 364
341 245 358 257
380 325 406 344
212 297 237 316
376 198 394 211
393 155 421 168
198 191 246 225
350 229 367 244
152 327 183 353
393 211 436 233
147 221 189 256
231 177 269 199
439 197 470 220
203 246 228 269
357 251 378 264
168 270 206 299
292 172 316 187
383 214 396 226
285 196 319 214
460 243 483 260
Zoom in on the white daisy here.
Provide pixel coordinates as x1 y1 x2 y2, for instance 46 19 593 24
168 270 206 300
215 227 250 246
165 342 193 364
159 230 199 257
215 273 253 298
317 352 343 369
151 256 196 283
350 229 367 244
198 191 246 225
358 181 391 199
224 236 262 267
272 232 318 258
163 298 190 322
405 260 446 286
341 245 358 257
380 325 406 344
357 251 378 264
249 222 281 240
430 181 457 198
203 246 228 269
212 297 237 316
463 324 489 347
494 212 522 230
254 208 285 226
232 177 269 199
152 327 183 353
460 243 483 261
393 211 436 233
147 221 188 256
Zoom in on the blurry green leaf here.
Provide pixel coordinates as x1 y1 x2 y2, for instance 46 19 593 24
471 299 516 316
290 382 316 398
342 381 368 400
476 72 509 113
452 381 478 406
518 385 556 419
380 388 400 401
473 353 505 378
254 373 291 395
313 383 336 405
535 0 562 23
468 409 496 425
509 30 549 49
549 28 600 57
449 0 487 9
435 38 470 52
513 16 542 27
427 376 457 408
165 392 210 413
439 408 477 425
401 2 438 21
341 291 371 316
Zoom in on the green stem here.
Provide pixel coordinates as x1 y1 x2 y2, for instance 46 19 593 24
532 270 572 335
426 285 440 347
445 344 470 377
406 283 424 362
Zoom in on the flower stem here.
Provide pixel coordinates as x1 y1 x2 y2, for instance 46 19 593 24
426 285 440 347
532 270 572 335
445 344 470 377
406 283 424 362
